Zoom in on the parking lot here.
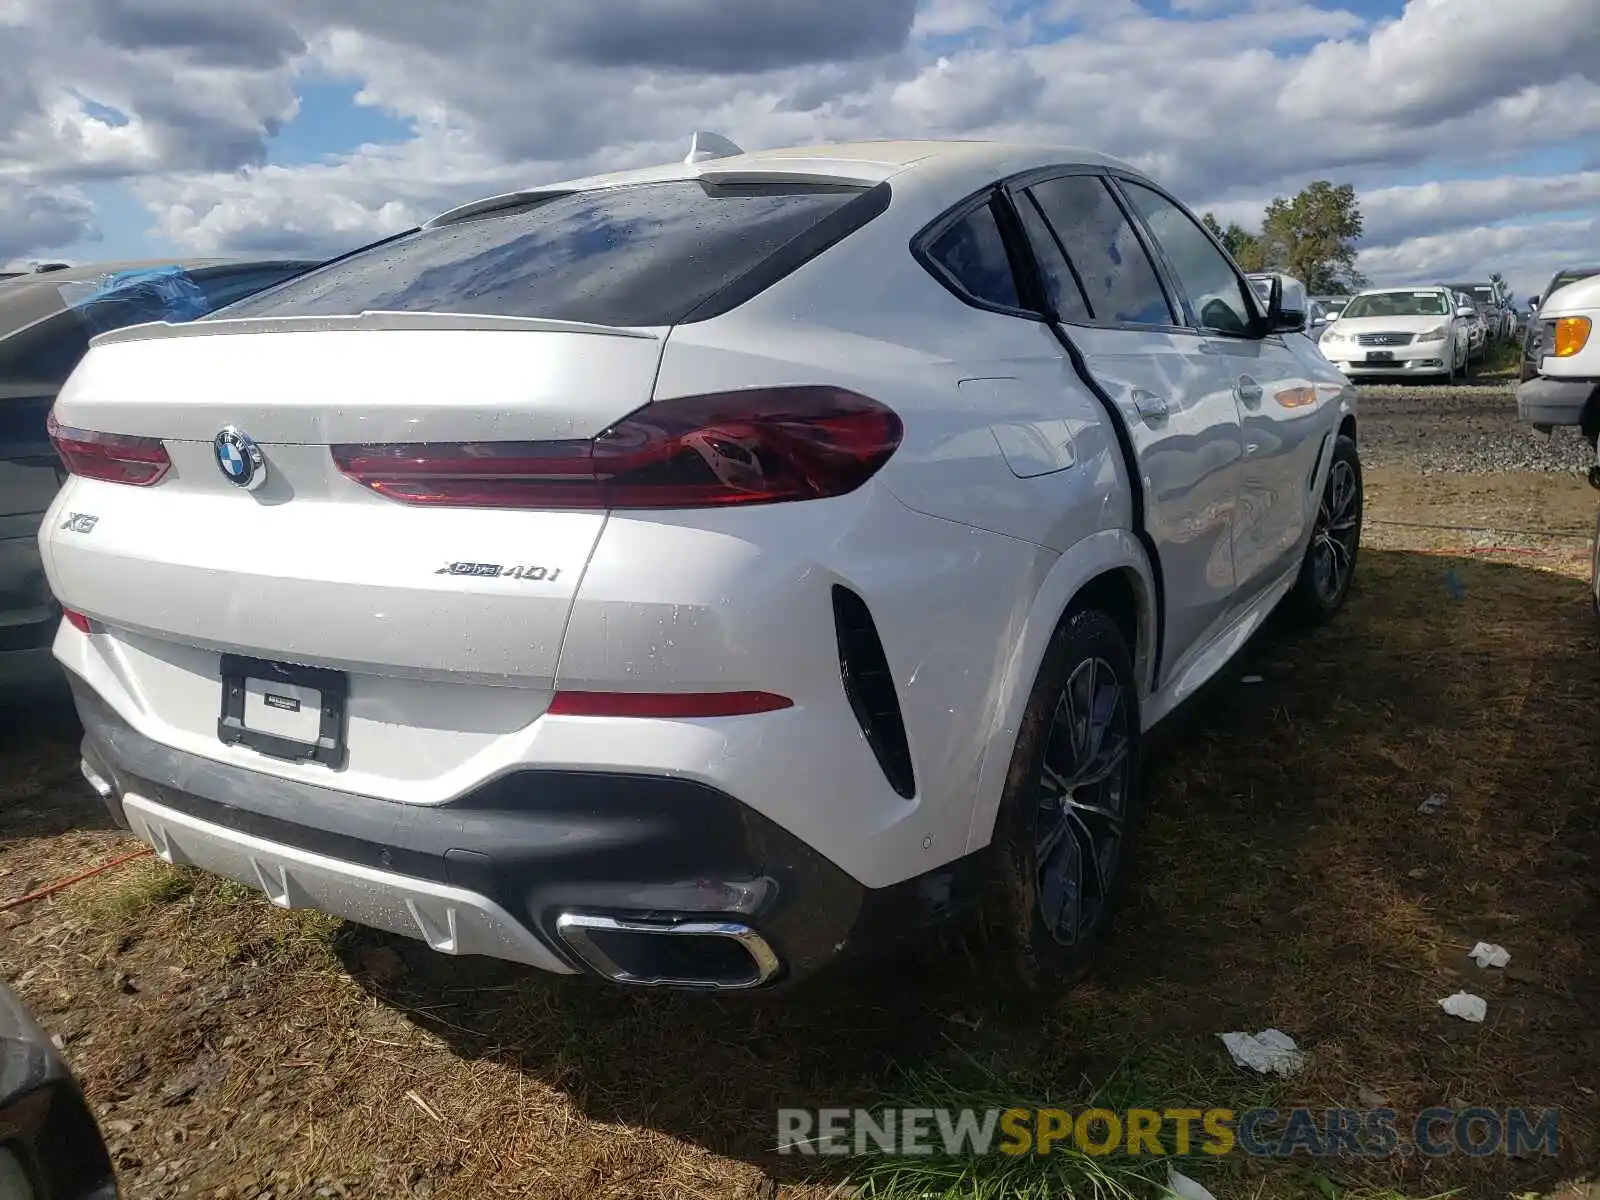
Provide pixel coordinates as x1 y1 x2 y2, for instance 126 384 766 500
4 379 1598 1200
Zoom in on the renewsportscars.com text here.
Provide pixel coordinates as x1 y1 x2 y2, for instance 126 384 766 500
776 1106 1560 1159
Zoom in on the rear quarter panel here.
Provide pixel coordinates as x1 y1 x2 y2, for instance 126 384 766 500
638 207 1154 878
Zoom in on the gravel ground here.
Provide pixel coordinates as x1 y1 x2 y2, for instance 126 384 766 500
1356 376 1596 474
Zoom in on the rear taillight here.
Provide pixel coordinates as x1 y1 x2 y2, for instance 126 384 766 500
47 413 171 487
61 608 92 634
331 386 902 509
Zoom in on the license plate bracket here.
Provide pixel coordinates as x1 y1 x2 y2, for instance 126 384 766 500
1366 350 1395 362
218 654 348 769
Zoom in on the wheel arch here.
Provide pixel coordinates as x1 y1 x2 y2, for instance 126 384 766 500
962 530 1157 857
1581 385 1600 448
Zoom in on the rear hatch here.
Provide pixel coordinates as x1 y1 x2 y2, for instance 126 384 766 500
41 173 883 795
45 315 664 792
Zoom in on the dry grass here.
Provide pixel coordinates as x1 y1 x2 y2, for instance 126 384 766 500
1 466 1597 1200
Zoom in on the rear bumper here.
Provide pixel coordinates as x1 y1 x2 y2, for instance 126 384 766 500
1515 375 1596 428
73 684 979 989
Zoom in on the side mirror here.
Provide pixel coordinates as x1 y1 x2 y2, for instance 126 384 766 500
1313 314 1329 325
1456 306 1476 318
1258 273 1307 334
1528 296 1540 310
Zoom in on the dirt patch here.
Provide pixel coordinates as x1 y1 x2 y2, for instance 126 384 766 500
2 471 1598 1200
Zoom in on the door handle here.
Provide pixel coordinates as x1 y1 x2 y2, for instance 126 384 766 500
1235 375 1264 406
1130 389 1170 426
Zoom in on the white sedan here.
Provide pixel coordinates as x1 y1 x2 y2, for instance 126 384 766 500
1318 287 1473 380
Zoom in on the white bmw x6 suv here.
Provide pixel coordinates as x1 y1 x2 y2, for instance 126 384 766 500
42 138 1361 992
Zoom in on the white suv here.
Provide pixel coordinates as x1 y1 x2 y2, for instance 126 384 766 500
43 139 1360 991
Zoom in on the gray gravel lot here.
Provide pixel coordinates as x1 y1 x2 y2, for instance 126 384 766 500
1355 377 1595 474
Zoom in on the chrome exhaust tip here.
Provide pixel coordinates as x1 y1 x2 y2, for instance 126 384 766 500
553 912 781 991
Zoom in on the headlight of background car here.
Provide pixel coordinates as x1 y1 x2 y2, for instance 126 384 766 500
1416 325 1448 342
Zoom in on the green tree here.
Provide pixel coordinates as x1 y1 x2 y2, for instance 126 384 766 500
1202 211 1262 269
1489 270 1513 306
1255 181 1366 293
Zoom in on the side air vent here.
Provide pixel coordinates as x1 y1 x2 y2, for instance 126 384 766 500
832 585 916 799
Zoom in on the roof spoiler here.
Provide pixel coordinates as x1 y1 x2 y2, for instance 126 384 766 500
88 310 661 349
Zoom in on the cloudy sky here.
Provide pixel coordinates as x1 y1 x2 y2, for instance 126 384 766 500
3 0 1598 297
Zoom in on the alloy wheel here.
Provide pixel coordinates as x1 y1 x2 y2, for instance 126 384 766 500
1311 458 1359 605
1034 656 1133 946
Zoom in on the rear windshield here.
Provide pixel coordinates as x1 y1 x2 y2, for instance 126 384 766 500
218 181 871 328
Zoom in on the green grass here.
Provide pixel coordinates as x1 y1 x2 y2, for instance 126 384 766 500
1474 338 1523 377
82 859 194 922
829 1049 1285 1200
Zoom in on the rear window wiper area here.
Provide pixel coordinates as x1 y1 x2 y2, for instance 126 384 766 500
207 179 889 329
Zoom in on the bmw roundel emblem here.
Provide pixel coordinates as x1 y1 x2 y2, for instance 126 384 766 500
214 427 266 491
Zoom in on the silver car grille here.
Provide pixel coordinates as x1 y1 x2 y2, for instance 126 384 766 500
1355 332 1415 347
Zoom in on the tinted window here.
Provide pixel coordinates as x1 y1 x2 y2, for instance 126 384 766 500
1121 182 1255 335
0 312 91 387
1027 177 1173 326
219 181 868 328
198 264 316 312
1013 194 1092 322
926 201 1020 309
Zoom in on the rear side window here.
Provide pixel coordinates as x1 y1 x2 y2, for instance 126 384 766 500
217 181 872 328
1027 176 1175 327
1013 194 1093 323
924 201 1021 310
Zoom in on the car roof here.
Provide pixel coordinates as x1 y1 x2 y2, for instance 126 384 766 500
428 139 1143 227
0 258 318 340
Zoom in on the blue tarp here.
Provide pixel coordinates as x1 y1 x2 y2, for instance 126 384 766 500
57 265 215 333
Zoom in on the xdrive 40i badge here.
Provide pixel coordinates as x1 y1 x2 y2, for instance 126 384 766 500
435 562 562 582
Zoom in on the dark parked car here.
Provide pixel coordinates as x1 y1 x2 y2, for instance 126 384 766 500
1 259 316 690
1521 266 1600 382
0 978 117 1197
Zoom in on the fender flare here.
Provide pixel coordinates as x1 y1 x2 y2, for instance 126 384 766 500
962 527 1157 855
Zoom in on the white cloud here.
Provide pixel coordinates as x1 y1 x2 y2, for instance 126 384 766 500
0 182 98 263
1360 216 1599 298
1 0 1598 295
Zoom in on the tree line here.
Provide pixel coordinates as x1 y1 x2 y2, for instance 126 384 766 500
1203 181 1366 296
1203 181 1514 305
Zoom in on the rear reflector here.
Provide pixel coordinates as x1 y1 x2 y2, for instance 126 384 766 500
47 413 171 487
331 386 902 509
547 691 793 718
62 608 92 634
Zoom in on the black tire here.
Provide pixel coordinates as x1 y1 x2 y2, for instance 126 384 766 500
1286 433 1362 623
984 608 1142 990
